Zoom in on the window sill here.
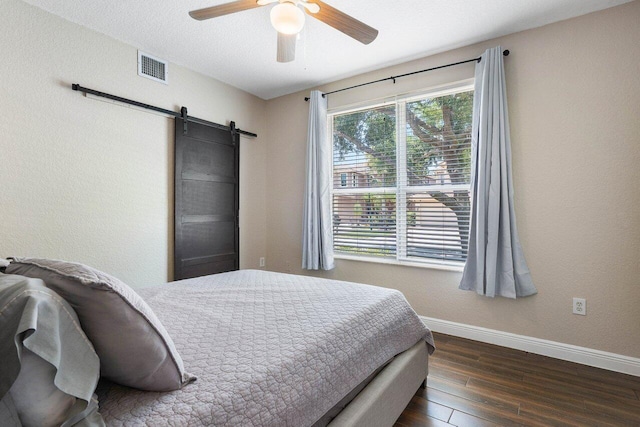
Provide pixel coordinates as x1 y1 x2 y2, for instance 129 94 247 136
334 253 465 272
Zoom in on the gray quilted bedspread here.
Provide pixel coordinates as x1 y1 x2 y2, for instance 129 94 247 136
97 270 434 426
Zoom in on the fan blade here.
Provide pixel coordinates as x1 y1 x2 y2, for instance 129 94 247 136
277 32 296 63
189 0 263 21
300 1 320 14
306 0 378 45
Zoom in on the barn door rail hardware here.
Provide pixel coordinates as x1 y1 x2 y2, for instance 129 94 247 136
71 84 257 138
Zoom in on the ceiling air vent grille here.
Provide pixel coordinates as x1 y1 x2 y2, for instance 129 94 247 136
138 51 168 84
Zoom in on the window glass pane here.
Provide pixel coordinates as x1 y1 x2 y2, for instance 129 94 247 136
333 105 396 189
406 190 470 262
333 193 396 257
406 91 473 186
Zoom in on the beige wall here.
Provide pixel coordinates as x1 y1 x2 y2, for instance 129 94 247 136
0 0 267 287
265 1 640 358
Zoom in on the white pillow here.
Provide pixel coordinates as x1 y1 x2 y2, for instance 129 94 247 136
0 273 104 427
10 348 78 427
0 393 21 427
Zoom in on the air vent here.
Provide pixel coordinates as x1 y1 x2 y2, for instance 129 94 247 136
138 51 168 84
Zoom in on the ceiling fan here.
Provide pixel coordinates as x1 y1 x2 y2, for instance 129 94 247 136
189 0 378 63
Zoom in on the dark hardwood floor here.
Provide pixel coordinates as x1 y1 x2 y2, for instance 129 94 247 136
395 332 640 427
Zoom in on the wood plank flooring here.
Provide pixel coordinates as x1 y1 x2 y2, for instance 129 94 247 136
395 333 640 426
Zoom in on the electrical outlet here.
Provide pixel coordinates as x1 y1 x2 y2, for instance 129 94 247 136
573 298 586 315
259 257 265 268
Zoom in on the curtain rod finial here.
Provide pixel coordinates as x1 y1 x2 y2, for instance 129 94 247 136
304 93 326 101
503 49 510 56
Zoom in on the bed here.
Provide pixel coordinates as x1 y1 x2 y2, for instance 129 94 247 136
1 260 434 427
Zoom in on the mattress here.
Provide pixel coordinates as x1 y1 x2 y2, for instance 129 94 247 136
96 270 434 426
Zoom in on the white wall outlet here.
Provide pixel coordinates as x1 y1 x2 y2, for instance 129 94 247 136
259 257 265 268
573 298 586 315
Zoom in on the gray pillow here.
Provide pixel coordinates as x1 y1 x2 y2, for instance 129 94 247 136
0 273 104 427
6 258 195 392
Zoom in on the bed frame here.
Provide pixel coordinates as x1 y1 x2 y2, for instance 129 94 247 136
328 340 429 427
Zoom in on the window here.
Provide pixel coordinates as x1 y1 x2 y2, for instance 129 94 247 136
340 173 347 187
331 85 473 267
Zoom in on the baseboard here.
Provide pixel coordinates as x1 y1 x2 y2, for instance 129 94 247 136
420 316 640 377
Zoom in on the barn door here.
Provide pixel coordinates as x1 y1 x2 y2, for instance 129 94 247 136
174 118 239 280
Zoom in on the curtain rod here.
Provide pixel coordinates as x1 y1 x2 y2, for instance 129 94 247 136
304 49 509 101
71 84 258 138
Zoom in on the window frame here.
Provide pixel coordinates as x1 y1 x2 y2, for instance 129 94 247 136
329 80 474 271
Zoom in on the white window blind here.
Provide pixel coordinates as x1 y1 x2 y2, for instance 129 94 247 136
332 104 397 258
331 86 473 266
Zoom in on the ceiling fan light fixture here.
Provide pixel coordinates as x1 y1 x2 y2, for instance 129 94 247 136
270 2 305 35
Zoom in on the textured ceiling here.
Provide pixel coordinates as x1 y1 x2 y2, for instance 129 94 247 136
21 0 632 99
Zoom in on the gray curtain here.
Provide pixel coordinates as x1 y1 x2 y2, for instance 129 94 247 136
302 90 334 270
459 46 537 298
